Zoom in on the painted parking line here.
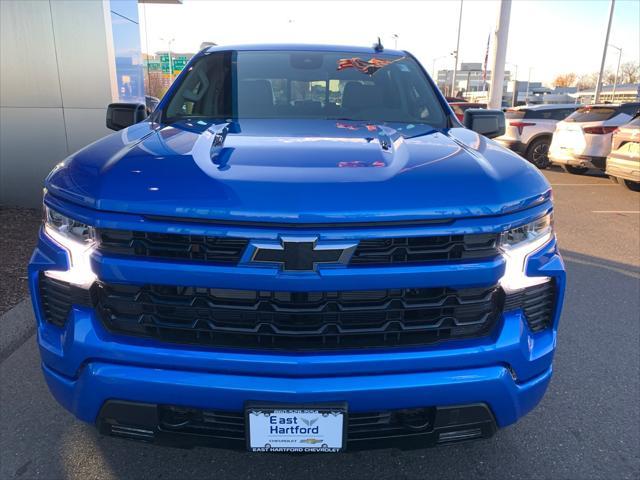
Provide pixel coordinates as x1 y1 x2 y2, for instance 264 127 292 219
592 210 640 214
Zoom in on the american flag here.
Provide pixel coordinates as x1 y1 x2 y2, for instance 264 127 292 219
337 57 393 76
482 34 490 85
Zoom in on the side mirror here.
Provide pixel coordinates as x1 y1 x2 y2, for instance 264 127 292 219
463 109 505 139
106 103 147 131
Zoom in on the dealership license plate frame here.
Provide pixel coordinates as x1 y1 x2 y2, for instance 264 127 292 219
245 402 348 453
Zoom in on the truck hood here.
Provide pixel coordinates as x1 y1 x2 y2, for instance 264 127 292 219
47 119 551 223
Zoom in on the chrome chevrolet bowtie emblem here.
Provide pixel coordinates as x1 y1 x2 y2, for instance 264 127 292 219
250 236 357 272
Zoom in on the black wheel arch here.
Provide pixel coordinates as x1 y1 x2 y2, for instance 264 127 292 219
525 133 553 152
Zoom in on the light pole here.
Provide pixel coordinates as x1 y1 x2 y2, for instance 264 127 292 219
160 37 175 82
487 0 512 109
525 67 533 105
506 62 519 106
594 0 615 103
432 55 448 80
392 34 399 49
608 44 622 102
450 0 464 97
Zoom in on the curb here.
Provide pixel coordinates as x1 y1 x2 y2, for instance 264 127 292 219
0 298 36 362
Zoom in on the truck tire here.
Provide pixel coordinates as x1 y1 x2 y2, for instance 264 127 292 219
623 180 640 192
526 137 551 169
563 165 589 175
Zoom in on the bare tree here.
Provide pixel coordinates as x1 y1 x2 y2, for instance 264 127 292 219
553 72 577 87
576 73 598 91
604 70 616 85
620 62 639 84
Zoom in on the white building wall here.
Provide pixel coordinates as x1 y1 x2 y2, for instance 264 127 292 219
0 0 118 207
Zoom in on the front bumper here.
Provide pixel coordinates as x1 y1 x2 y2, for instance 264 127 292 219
29 200 565 449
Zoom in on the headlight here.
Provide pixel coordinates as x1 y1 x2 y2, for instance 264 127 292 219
500 214 553 249
44 205 95 245
499 213 554 292
43 206 96 287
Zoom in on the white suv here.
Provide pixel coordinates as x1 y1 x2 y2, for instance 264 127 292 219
549 103 640 174
495 104 579 168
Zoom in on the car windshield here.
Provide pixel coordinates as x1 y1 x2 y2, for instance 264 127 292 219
164 50 447 127
565 106 618 123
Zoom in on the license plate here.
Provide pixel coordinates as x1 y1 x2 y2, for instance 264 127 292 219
246 404 346 452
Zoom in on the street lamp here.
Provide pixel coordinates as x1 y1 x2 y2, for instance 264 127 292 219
608 44 622 102
160 37 175 82
525 67 533 105
506 62 519 107
391 34 399 49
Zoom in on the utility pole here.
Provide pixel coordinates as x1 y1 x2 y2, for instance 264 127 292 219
609 44 622 102
450 0 463 98
487 0 512 109
594 0 615 104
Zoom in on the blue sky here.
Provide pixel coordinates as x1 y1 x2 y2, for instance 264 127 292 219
138 0 640 85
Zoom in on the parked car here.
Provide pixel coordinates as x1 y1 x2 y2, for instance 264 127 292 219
606 114 640 191
549 103 640 174
449 102 487 123
495 104 579 169
30 44 564 453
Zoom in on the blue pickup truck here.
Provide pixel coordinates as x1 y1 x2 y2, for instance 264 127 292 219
29 44 565 452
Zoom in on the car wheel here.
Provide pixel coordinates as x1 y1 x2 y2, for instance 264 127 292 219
526 138 551 169
563 165 589 175
623 180 640 192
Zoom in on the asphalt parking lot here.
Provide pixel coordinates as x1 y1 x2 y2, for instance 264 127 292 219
1 167 638 480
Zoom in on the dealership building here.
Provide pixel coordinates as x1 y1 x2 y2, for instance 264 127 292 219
0 0 178 207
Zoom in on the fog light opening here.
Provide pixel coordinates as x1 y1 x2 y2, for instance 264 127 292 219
438 428 483 443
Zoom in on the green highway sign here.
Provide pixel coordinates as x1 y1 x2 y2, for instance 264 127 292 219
156 54 190 74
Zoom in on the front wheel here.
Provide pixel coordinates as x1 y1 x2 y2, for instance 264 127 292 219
563 165 589 175
623 180 640 192
526 138 551 169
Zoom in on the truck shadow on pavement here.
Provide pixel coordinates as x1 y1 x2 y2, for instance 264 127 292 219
1 251 638 480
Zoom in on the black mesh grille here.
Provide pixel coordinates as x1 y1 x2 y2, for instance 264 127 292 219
97 229 248 264
96 229 499 266
38 273 95 326
504 280 556 332
350 234 499 265
97 283 503 350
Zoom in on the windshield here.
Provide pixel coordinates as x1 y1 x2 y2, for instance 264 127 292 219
164 50 447 127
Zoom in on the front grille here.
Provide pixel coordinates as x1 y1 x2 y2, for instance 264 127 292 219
38 273 95 326
350 234 499 265
96 229 499 266
504 280 556 332
97 229 248 264
157 406 436 441
97 283 502 350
